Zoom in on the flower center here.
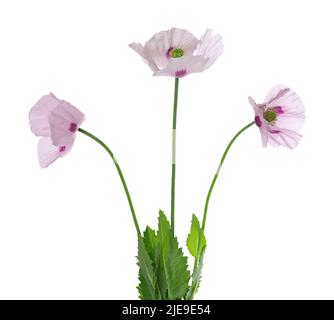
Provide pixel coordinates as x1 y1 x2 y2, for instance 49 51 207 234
263 109 277 123
168 48 184 58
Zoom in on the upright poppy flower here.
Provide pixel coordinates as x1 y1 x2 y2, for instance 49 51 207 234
129 28 223 77
248 85 305 149
29 93 85 167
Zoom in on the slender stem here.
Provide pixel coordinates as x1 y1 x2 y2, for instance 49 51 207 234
78 127 141 235
192 121 255 274
201 121 255 231
171 78 179 235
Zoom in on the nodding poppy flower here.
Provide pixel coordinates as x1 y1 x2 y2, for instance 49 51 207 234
248 85 305 149
29 93 85 168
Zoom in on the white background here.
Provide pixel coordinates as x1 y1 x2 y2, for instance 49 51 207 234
0 0 333 300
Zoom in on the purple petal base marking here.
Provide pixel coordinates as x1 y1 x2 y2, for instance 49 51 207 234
166 48 172 59
269 129 281 134
175 69 187 78
69 122 78 133
273 106 284 114
255 115 262 127
59 146 66 152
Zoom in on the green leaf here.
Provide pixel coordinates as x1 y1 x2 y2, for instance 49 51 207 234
143 226 157 263
137 235 157 300
156 210 190 300
187 214 206 258
137 211 191 300
186 250 205 300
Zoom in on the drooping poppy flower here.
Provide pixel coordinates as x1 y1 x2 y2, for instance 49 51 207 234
248 85 305 149
129 28 223 77
29 93 85 167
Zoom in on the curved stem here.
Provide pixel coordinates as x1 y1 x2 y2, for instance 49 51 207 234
171 78 179 236
201 121 255 231
192 121 255 276
78 127 141 235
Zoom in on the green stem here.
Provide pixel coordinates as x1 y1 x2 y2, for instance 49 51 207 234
78 127 141 235
201 121 255 231
192 121 255 277
171 78 179 236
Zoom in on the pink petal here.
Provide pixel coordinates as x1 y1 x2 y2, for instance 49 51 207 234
129 42 159 72
248 96 261 113
275 112 305 133
196 29 224 69
264 85 290 105
153 55 209 77
49 100 85 146
29 93 61 137
168 28 199 53
267 128 302 149
265 85 304 115
265 85 305 132
38 137 73 168
259 127 269 147
143 28 199 70
250 86 305 149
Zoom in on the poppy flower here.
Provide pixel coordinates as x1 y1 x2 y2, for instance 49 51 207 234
29 93 85 167
129 28 223 77
248 85 305 149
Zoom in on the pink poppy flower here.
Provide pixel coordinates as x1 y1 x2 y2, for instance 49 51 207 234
248 85 305 149
29 93 85 168
129 28 223 77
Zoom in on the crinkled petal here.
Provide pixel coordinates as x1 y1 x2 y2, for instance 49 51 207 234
259 127 269 147
143 28 199 70
129 42 159 72
265 85 305 132
248 96 262 114
49 100 85 146
257 122 303 149
267 128 302 149
196 29 224 69
38 137 74 168
29 93 61 137
168 28 199 53
249 97 269 147
153 55 209 78
264 84 290 105
265 85 304 115
275 112 305 133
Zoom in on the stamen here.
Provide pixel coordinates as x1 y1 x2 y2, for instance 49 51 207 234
167 47 184 58
263 106 284 124
263 109 277 123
